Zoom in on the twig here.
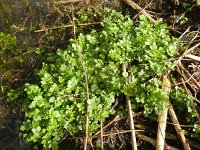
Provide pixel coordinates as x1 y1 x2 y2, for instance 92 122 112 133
135 123 200 150
136 132 179 150
180 77 191 95
178 63 200 89
71 6 90 150
103 129 142 137
178 42 200 62
100 120 104 150
133 1 153 20
179 26 191 39
53 0 82 5
185 54 200 61
34 22 102 32
168 103 191 150
94 115 121 136
123 0 156 23
122 64 138 150
156 75 171 150
175 65 196 93
123 0 182 35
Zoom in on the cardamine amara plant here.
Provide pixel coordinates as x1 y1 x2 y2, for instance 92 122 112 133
7 10 179 149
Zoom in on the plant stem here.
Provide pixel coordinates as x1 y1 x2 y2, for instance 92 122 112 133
122 64 138 150
72 7 90 150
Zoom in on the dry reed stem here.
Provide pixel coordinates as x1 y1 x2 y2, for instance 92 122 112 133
156 75 171 150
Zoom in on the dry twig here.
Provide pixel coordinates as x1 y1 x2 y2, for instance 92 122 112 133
178 42 200 62
136 133 179 150
122 64 138 150
168 103 191 150
71 6 90 150
34 22 102 33
53 0 82 5
178 63 200 89
100 120 104 150
94 115 121 136
103 129 142 137
185 54 200 62
123 0 156 23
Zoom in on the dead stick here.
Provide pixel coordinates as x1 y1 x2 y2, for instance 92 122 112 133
178 63 200 89
178 42 200 62
156 75 171 150
94 115 121 136
122 64 138 150
123 0 156 23
123 0 182 34
168 103 191 150
100 120 104 150
53 0 82 5
34 22 102 33
136 133 179 150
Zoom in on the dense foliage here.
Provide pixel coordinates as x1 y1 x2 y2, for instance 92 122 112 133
7 10 185 149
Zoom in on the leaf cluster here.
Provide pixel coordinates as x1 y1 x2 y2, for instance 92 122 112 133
0 32 16 64
170 86 200 139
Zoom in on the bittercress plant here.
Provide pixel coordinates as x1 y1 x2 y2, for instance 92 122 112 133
7 10 181 149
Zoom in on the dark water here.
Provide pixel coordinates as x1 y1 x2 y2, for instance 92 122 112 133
0 0 85 149
0 1 52 149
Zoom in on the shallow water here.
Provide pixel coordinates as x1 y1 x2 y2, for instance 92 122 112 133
0 1 52 149
0 0 29 32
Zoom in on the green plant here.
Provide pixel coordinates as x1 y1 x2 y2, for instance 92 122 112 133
0 32 16 64
170 86 200 139
8 10 180 149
